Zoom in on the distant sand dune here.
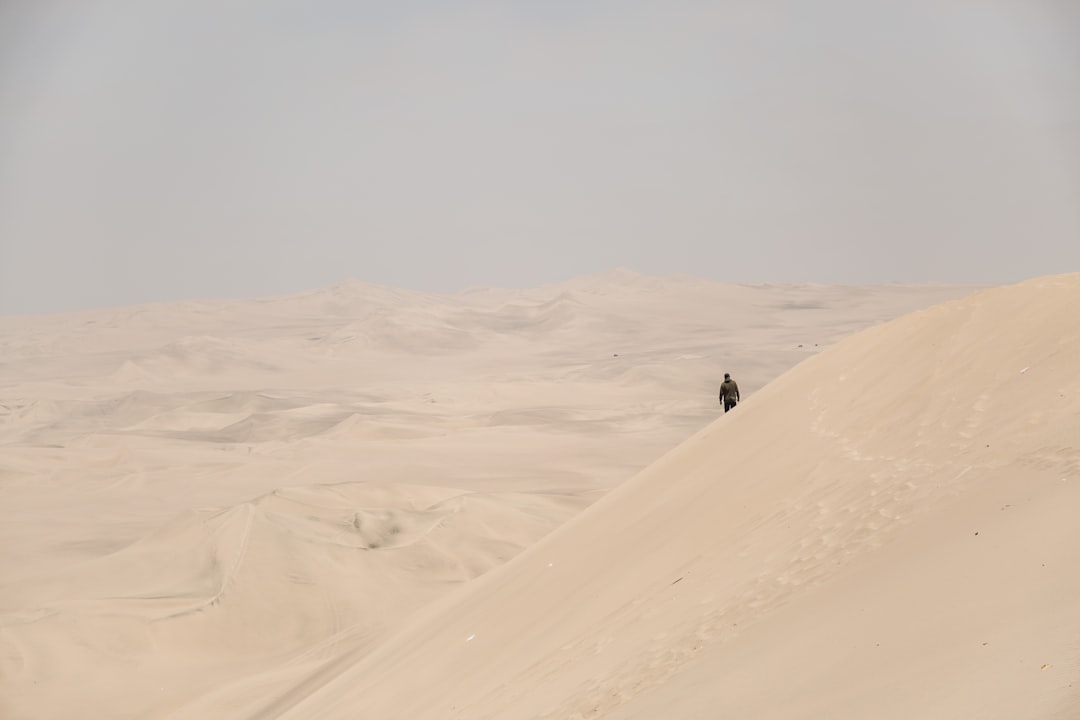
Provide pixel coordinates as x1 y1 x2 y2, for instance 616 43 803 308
0 273 994 719
182 391 303 414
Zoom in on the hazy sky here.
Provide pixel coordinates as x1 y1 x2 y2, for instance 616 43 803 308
1 0 1078 314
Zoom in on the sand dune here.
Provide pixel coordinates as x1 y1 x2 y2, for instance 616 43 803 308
0 272 1007 719
215 274 1078 720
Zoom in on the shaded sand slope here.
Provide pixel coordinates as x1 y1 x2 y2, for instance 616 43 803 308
245 274 1080 719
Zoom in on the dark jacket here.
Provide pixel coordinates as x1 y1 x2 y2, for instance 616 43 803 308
719 378 740 403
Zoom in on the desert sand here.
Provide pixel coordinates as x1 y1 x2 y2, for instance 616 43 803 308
2 270 1076 719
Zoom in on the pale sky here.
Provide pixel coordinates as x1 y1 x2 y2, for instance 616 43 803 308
1 0 1078 314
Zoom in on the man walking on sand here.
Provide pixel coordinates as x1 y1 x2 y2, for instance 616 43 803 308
719 372 740 413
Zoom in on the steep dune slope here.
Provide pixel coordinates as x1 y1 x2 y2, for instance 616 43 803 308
253 274 1080 720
